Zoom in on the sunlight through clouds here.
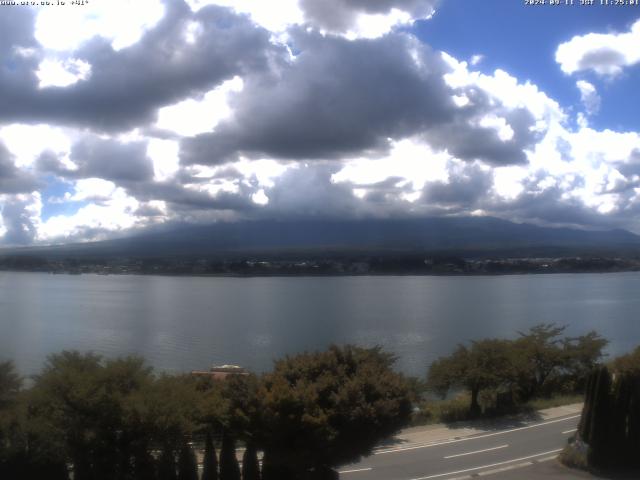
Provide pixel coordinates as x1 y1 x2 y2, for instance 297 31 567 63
34 0 166 51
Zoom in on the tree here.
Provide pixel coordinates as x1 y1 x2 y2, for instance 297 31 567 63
178 441 199 480
201 431 218 480
574 354 640 470
0 361 21 410
27 352 159 480
586 366 612 468
513 324 568 400
427 339 516 416
158 447 178 480
612 346 640 375
562 331 608 391
219 432 241 480
241 442 260 480
257 345 412 478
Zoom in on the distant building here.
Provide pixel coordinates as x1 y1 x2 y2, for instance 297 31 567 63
191 364 249 380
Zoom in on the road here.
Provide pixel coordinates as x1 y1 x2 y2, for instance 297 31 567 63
338 413 580 480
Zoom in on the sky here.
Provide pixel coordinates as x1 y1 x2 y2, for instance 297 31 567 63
1 0 640 245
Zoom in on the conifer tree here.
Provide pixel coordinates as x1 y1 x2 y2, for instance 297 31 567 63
587 366 611 468
178 442 198 480
157 447 177 480
241 442 260 480
219 433 241 480
202 432 218 480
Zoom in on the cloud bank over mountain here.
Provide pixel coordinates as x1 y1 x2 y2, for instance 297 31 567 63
0 0 639 245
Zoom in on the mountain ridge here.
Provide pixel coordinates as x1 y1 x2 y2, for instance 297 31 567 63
3 216 640 260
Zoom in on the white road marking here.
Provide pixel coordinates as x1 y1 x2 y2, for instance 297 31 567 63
375 415 580 455
339 467 373 474
408 448 563 480
444 444 508 459
562 428 577 434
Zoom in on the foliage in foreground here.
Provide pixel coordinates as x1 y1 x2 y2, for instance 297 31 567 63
426 324 608 417
257 345 412 477
571 362 640 470
0 345 413 479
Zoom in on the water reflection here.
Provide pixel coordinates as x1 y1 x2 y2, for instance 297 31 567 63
0 272 638 376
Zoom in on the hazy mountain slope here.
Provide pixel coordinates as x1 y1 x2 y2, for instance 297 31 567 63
4 217 640 259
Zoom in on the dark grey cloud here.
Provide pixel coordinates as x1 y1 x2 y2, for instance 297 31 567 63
1 197 37 245
181 30 539 168
0 143 40 194
181 32 456 164
125 178 257 213
617 149 640 179
422 163 493 206
37 137 153 183
0 0 280 132
299 0 439 32
70 137 154 182
423 85 539 165
263 164 360 218
0 8 40 101
492 188 618 230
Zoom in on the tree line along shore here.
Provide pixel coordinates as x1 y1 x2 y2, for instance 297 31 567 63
1 254 640 276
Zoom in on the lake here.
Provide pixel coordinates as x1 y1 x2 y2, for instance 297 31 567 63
1 271 638 377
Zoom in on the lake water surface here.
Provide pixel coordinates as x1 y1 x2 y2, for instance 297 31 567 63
1 271 638 377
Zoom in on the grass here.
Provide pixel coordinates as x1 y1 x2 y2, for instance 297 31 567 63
411 392 583 426
524 394 583 411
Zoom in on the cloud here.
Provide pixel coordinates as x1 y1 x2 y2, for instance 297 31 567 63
1 194 41 245
576 80 601 116
182 31 536 167
2 1 640 244
188 0 438 38
422 161 492 207
555 19 640 76
37 136 154 183
181 32 454 164
298 0 439 36
35 0 166 51
1 1 279 132
70 137 155 183
0 143 40 194
36 58 92 89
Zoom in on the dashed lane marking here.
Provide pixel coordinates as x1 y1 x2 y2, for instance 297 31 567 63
444 444 509 459
408 449 563 480
339 467 373 474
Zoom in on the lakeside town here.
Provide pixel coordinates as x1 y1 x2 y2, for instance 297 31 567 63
1 254 640 276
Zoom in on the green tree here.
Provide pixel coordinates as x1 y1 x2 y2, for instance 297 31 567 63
27 351 157 480
157 447 178 480
241 442 260 480
178 441 199 480
513 324 568 400
574 353 640 470
257 345 412 478
0 361 20 409
219 432 241 480
561 331 608 391
427 339 516 416
611 346 640 375
201 431 218 480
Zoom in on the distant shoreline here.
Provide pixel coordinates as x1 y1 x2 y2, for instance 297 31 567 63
1 266 639 278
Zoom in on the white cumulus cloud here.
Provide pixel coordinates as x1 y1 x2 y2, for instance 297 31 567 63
576 80 601 116
555 19 640 76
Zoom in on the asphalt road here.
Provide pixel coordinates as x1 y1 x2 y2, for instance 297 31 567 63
338 413 581 480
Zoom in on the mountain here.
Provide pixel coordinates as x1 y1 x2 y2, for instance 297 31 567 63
4 217 640 260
